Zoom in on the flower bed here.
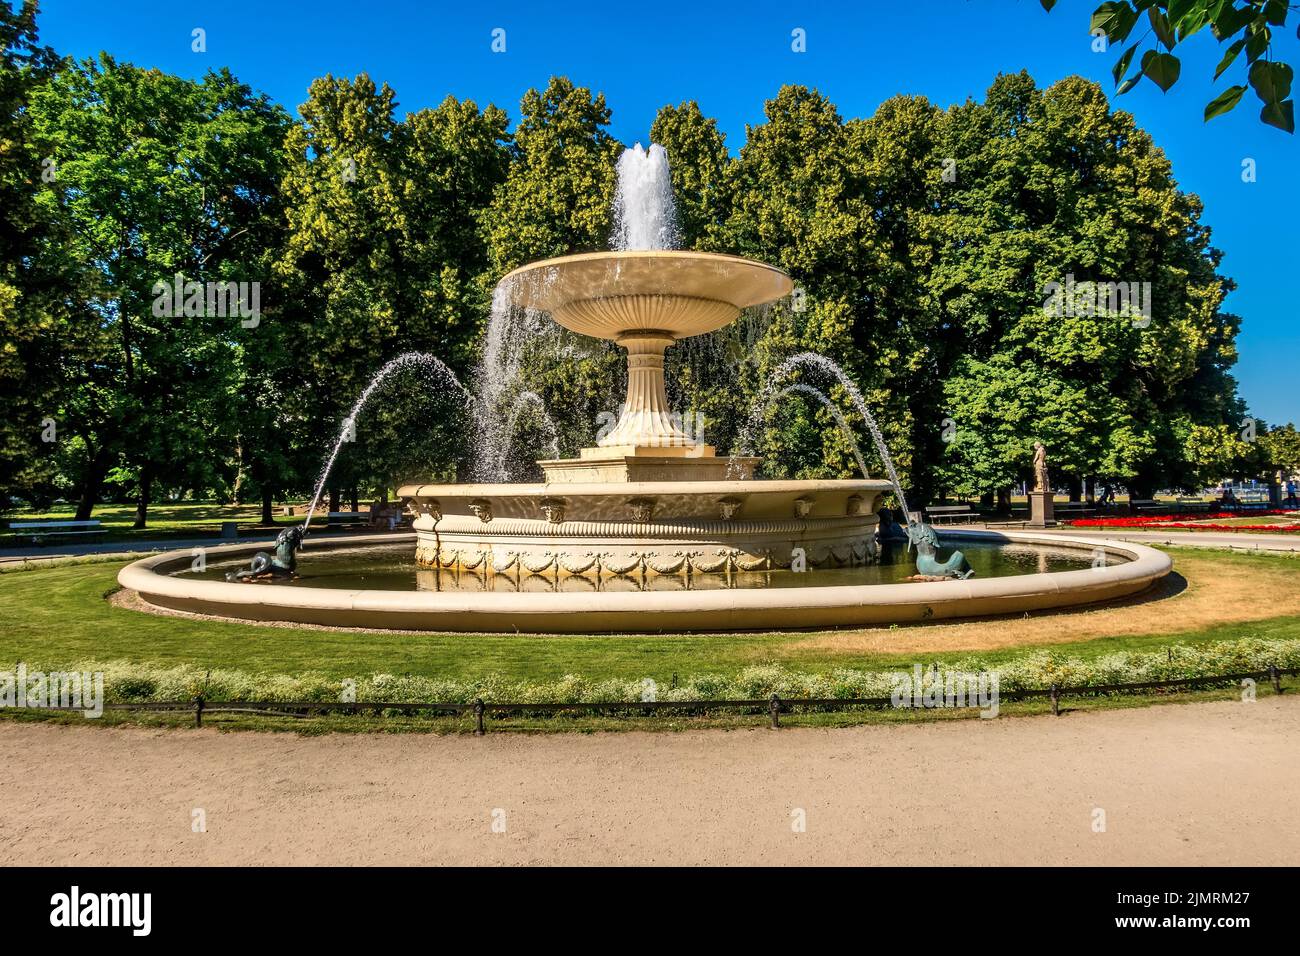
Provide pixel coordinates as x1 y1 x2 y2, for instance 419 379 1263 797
1068 509 1299 532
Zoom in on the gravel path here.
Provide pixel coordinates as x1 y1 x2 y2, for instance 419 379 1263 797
1 697 1296 866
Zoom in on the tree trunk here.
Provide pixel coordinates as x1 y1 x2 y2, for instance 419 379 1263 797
74 489 97 522
979 491 994 508
1068 476 1082 502
350 486 359 512
328 487 340 515
261 485 274 526
997 487 1012 513
132 467 152 529
1085 476 1095 504
74 458 108 522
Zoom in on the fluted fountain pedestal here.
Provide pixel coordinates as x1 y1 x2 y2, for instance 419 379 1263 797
536 327 758 483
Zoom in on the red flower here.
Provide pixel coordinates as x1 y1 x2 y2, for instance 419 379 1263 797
1065 509 1299 533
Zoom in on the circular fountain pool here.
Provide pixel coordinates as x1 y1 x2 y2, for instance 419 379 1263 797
123 144 1173 634
180 538 1097 591
117 529 1172 633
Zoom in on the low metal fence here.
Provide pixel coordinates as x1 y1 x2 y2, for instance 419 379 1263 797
5 666 1292 733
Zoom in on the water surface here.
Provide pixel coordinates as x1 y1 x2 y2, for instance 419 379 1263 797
180 539 1113 593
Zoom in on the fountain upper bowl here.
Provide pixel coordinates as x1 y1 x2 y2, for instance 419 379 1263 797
499 250 794 341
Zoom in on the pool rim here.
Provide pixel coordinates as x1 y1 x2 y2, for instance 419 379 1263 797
115 529 1174 633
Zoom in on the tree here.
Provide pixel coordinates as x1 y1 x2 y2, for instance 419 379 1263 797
484 77 621 272
5 41 1258 512
1040 0 1295 132
650 100 747 456
716 86 950 502
848 94 950 504
1258 422 1300 481
277 77 508 499
28 55 289 524
0 0 93 504
721 85 881 484
931 73 1242 501
650 101 733 249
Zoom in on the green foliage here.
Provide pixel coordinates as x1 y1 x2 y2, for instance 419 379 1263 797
931 73 1243 497
276 76 509 490
650 101 732 248
717 87 945 493
484 76 621 271
1044 0 1296 132
0 0 87 500
482 77 625 457
25 52 290 521
1259 423 1300 474
0 1 1282 512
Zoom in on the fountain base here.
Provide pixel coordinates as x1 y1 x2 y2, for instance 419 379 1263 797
399 479 887 578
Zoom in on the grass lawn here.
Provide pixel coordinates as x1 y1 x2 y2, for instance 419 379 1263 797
1 546 1297 685
1 501 321 544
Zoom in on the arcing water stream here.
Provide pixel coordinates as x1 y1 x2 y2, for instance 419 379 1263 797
301 352 477 532
737 352 911 515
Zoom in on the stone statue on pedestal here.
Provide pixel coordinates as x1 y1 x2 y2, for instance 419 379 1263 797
1033 442 1049 493
1028 442 1056 527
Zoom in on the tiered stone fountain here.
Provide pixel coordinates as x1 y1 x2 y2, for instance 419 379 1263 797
116 143 1172 632
398 248 892 580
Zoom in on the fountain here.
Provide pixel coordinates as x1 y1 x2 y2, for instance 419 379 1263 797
117 143 1173 632
397 143 891 579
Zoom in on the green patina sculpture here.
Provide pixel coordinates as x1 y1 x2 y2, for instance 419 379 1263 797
906 520 974 580
226 525 306 582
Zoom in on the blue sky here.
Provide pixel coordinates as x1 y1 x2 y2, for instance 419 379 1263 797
38 0 1297 424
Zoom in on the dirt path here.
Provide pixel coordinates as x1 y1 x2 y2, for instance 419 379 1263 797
2 698 1297 866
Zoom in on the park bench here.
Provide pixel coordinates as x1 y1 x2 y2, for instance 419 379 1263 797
1219 491 1269 512
326 511 369 526
1055 502 1097 518
5 519 105 545
1129 499 1165 513
924 504 977 524
1174 497 1211 512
